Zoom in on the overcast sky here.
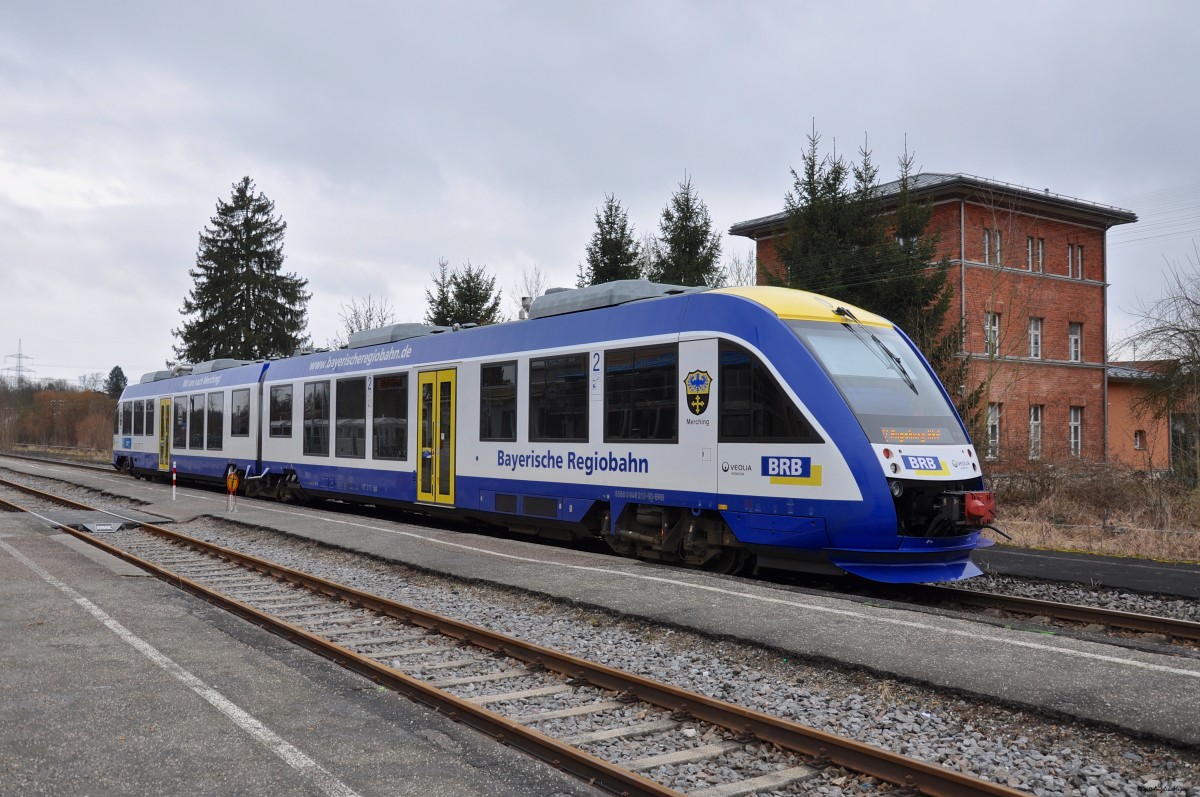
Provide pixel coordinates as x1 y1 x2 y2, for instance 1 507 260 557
3 1 1198 385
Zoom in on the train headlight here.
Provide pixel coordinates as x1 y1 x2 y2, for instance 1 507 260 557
889 479 904 497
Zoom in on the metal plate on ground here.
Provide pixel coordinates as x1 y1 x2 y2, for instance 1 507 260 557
36 510 164 533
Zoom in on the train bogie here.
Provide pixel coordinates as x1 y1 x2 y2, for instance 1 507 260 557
115 281 995 583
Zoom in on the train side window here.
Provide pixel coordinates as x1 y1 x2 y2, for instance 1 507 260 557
269 385 292 438
173 397 188 447
133 400 145 436
718 342 822 443
230 389 250 437
206 392 223 450
144 401 154 436
335 377 366 458
480 361 517 441
188 394 205 449
303 381 330 456
121 401 133 435
605 344 678 443
372 373 407 460
529 354 588 442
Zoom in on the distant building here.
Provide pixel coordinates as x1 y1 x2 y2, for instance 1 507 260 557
730 173 1141 466
1106 363 1171 472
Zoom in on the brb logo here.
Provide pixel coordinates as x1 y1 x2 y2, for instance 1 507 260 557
901 454 948 474
761 456 822 486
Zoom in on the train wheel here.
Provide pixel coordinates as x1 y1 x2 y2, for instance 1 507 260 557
703 548 750 575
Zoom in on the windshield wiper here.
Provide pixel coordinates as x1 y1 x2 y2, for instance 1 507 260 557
834 306 919 395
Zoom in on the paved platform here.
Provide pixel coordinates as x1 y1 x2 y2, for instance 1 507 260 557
5 456 1200 749
976 545 1200 599
0 501 601 795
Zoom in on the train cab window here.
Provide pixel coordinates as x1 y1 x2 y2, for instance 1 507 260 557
121 402 133 435
230 389 250 437
480 361 517 441
173 398 188 447
188 394 205 449
335 377 366 458
718 342 821 443
133 400 144 436
144 401 154 436
372 373 408 460
605 344 677 442
303 381 330 456
529 354 588 442
206 393 223 450
269 385 292 438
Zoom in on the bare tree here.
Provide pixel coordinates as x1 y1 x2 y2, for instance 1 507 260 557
722 247 758 287
1125 242 1200 482
509 264 552 318
329 294 397 348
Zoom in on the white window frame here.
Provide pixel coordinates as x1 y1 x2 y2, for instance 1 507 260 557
982 229 990 264
985 312 1000 357
1069 322 1082 362
1028 317 1042 359
1069 406 1082 457
1036 238 1045 273
992 229 1001 266
1067 243 1076 277
1026 236 1034 270
1076 245 1084 279
986 403 1001 460
1029 405 1043 460
1134 429 1146 451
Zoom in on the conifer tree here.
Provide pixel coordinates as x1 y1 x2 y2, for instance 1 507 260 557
103 366 127 398
424 259 456 326
424 259 503 326
174 177 309 361
646 175 723 286
578 194 641 286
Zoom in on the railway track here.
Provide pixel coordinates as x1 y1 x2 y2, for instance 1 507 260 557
0 476 1026 797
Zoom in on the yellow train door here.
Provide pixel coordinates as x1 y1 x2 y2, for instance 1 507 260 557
416 369 456 505
157 398 172 471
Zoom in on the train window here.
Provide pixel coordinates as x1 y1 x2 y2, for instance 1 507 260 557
269 385 292 438
335 378 366 458
605 344 678 443
230 389 250 437
372 373 407 460
529 354 588 442
144 401 154 436
206 393 223 450
480 361 517 441
133 400 145 436
188 394 205 449
113 407 120 435
173 398 188 447
718 342 821 443
303 381 330 456
121 402 133 435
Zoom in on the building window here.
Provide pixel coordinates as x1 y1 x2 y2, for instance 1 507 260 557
986 403 1001 460
1069 322 1082 363
1037 238 1045 273
372 373 408 460
231 389 250 437
303 381 330 456
269 385 293 437
1069 406 1082 457
1029 405 1043 460
1026 236 1034 270
982 228 1001 265
480 362 518 442
605 344 678 442
984 312 1000 357
206 392 223 450
529 354 588 442
1134 429 1146 451
1076 245 1084 279
1028 317 1042 359
335 377 366 458
1067 243 1075 277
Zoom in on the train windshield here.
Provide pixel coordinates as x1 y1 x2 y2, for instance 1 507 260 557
787 320 967 446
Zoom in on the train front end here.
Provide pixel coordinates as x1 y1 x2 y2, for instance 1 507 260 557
784 313 995 582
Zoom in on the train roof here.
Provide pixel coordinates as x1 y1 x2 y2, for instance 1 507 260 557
711 286 892 328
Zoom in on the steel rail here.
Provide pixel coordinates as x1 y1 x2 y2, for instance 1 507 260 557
911 584 1200 642
0 477 1024 797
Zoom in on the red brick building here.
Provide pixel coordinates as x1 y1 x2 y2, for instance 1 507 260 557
729 173 1138 465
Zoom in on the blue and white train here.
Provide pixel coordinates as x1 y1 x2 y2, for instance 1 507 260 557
113 281 996 583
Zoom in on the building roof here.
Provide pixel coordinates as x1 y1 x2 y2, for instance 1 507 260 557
1107 361 1170 382
729 172 1138 239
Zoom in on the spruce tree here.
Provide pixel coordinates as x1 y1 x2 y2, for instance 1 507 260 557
424 259 503 326
174 177 309 362
647 176 723 286
579 194 641 286
103 366 127 398
424 259 456 326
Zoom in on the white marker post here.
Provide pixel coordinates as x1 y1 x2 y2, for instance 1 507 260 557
172 462 177 501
